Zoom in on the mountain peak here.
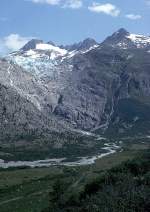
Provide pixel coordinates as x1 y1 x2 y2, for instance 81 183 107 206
62 38 98 51
81 38 98 47
116 28 129 35
47 40 56 46
109 28 130 41
101 28 130 48
82 37 97 44
21 39 43 51
101 28 150 49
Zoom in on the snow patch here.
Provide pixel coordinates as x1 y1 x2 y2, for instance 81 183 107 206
127 33 150 48
36 43 67 56
7 64 14 86
82 44 99 53
62 44 99 60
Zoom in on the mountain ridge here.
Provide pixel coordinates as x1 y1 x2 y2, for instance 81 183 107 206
1 28 150 140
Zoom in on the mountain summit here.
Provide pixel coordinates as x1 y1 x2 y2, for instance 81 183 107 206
62 38 98 51
101 28 150 49
21 39 43 51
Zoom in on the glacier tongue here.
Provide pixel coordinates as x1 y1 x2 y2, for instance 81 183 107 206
8 53 57 78
7 40 99 79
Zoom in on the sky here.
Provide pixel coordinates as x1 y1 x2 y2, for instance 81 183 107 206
0 0 150 54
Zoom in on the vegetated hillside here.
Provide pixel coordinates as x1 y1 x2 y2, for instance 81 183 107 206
44 150 150 212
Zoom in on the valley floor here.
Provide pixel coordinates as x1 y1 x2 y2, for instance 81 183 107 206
0 139 149 212
0 142 120 168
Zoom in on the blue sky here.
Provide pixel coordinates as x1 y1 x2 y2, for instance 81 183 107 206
0 0 150 54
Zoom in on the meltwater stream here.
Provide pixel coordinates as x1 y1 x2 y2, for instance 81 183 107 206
0 143 121 168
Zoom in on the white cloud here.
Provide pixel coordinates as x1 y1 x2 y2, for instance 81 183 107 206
125 14 142 20
30 0 60 5
28 0 83 9
4 34 32 51
88 3 120 17
0 34 32 55
63 0 82 9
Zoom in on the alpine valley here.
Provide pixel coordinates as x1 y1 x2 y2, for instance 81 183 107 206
0 28 150 163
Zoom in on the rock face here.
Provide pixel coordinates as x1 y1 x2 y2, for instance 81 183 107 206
2 28 150 137
21 39 43 51
0 59 69 142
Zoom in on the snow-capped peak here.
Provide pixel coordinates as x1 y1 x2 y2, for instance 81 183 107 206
6 39 70 79
21 39 68 59
7 37 99 78
101 28 150 49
